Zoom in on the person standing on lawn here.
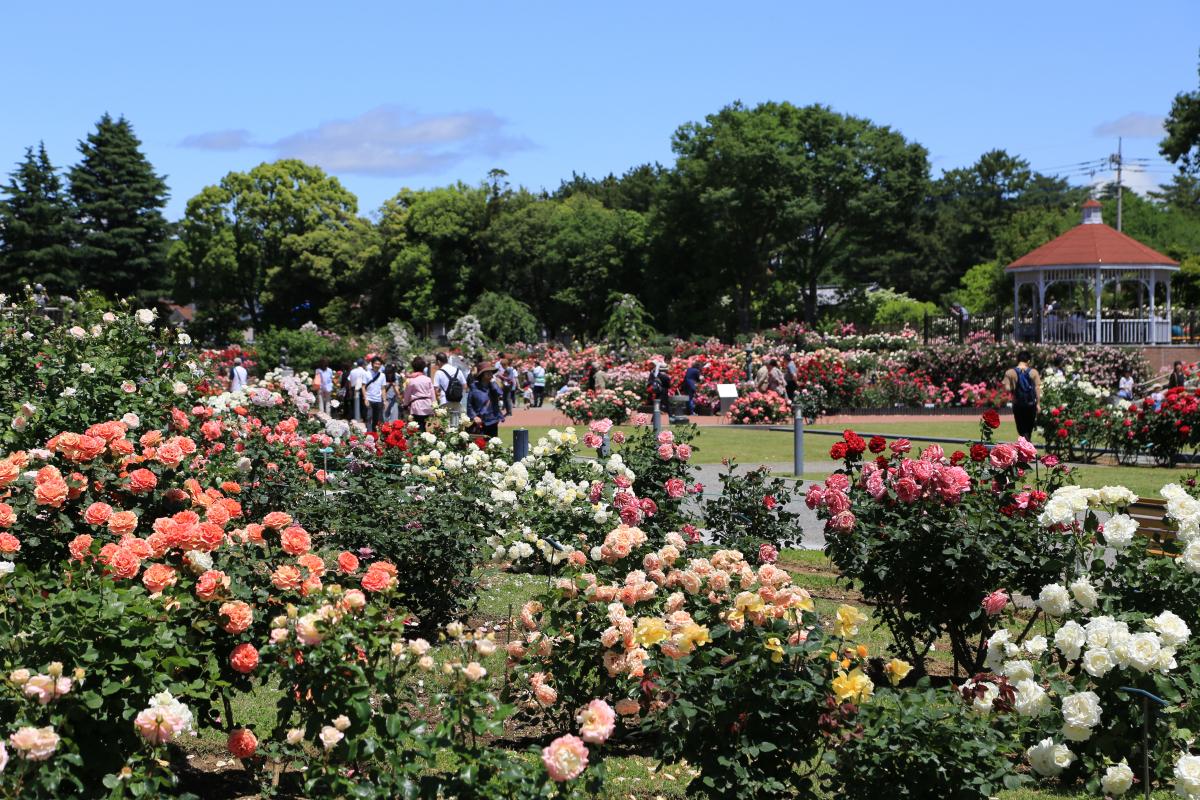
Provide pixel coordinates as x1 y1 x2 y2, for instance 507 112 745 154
531 361 546 407
1003 351 1041 441
683 360 703 414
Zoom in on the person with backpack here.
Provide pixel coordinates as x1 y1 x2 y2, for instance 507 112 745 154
434 352 467 428
1003 351 1042 441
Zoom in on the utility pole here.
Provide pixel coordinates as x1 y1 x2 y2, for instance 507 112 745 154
1109 137 1124 232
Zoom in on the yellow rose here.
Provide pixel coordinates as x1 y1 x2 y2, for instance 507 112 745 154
634 617 669 647
676 623 710 653
831 668 874 703
764 637 785 664
833 604 868 638
884 658 913 686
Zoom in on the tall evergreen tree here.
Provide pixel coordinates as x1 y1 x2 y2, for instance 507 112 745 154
0 143 75 293
68 114 170 298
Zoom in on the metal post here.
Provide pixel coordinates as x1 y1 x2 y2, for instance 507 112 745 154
793 406 804 478
600 433 611 459
652 400 662 433
512 428 529 461
353 391 361 422
923 313 929 345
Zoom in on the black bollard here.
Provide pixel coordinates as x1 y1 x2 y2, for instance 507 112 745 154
513 428 529 461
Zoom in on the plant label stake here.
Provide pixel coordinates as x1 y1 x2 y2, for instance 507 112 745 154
512 428 529 461
793 404 804 478
1118 686 1168 800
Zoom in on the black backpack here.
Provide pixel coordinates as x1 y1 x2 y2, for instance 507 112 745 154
441 367 464 403
1014 367 1037 407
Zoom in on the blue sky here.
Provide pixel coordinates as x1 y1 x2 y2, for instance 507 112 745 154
4 1 1198 218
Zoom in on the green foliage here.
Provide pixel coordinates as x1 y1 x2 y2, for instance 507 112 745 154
1161 56 1200 173
0 143 76 294
954 262 1009 315
470 291 540 344
254 325 360 372
68 114 169 301
702 461 801 557
868 288 938 328
599 292 656 346
827 683 1022 800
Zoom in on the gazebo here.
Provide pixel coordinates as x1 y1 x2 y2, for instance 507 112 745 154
1008 200 1179 344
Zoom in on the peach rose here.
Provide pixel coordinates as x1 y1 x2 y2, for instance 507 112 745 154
361 567 394 593
271 565 303 591
195 569 229 601
337 551 360 574
34 477 68 508
206 503 231 527
541 734 588 781
0 533 20 554
139 431 163 448
0 457 20 488
229 643 259 674
68 534 93 561
82 502 113 525
279 526 310 556
107 511 138 536
108 548 141 580
219 601 253 634
127 468 158 494
0 503 14 528
9 725 59 761
155 442 185 469
262 512 293 530
297 553 325 577
141 563 177 594
227 728 257 759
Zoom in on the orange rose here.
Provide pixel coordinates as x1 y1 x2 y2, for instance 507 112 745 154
229 643 259 674
337 551 359 574
0 533 21 554
262 512 293 530
227 728 257 759
279 527 310 556
220 481 242 495
0 457 19 488
271 564 303 591
67 472 86 500
141 563 177 594
196 523 224 552
68 534 93 561
107 511 138 536
361 567 395 593
83 502 113 526
219 601 253 634
297 553 325 577
155 443 185 468
108 548 141 580
120 536 152 559
171 436 197 456
206 503 231 527
0 503 14 528
127 469 158 494
139 431 163 448
217 498 242 519
195 569 229 601
34 478 68 508
109 439 135 456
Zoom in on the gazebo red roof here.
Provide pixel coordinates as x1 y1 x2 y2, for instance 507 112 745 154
1007 221 1178 270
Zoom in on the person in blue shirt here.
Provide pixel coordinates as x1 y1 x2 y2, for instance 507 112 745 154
683 360 704 414
467 362 506 437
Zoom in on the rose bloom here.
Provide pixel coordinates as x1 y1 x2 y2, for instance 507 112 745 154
141 563 178 594
68 534 93 561
271 564 303 591
195 570 228 600
33 476 68 507
229 643 259 674
9 726 59 761
0 533 19 554
127 468 158 494
337 551 360 574
108 548 141 580
297 553 325 577
83 501 113 525
675 443 692 461
614 698 640 716
107 511 139 536
656 443 674 460
279 526 311 556
982 589 1009 616
575 699 616 744
989 444 1018 470
219 601 253 634
361 566 395 593
227 728 258 759
319 725 344 751
134 706 189 745
340 589 367 612
542 734 589 782
262 512 293 530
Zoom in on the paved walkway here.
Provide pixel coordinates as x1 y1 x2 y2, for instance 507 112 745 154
499 406 988 429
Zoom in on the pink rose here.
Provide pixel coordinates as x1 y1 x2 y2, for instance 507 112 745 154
657 430 675 444
675 443 692 461
1014 437 1037 462
583 433 603 449
890 438 912 455
665 478 686 499
229 643 259 674
804 484 825 509
895 477 922 504
758 543 779 564
981 589 1009 616
575 699 616 744
828 511 856 533
824 491 850 515
921 444 944 462
989 443 1017 470
656 443 674 460
825 474 851 492
542 734 589 782
589 419 613 435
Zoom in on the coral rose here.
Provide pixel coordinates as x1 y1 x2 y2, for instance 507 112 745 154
262 512 293 530
107 511 139 536
297 553 325 577
0 533 20 554
337 551 360 574
0 503 13 529
68 534 93 561
127 468 158 494
34 477 68 508
227 728 257 759
195 570 228 600
271 564 303 591
219 601 253 634
83 502 113 525
361 567 394 593
229 643 259 674
141 563 177 594
108 548 141 580
279 526 311 556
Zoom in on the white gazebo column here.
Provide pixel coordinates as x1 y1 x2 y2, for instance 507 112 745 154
1094 268 1102 344
1013 279 1021 342
1167 275 1173 340
1037 273 1046 342
1149 273 1158 345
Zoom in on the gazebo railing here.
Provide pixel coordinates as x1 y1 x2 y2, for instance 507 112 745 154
1015 316 1172 344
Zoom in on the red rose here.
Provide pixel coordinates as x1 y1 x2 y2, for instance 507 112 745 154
228 728 257 759
981 409 1001 429
969 444 988 462
868 436 886 454
830 442 848 460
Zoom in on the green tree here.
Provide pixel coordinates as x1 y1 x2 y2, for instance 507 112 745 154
68 114 169 299
953 262 1009 315
1161 55 1200 173
658 101 929 331
469 291 540 344
0 143 76 293
600 292 657 347
169 159 365 336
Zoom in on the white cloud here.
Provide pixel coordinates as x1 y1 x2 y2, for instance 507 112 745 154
1093 112 1165 139
180 106 531 176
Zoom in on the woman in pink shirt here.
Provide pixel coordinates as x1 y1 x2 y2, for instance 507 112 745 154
403 356 436 431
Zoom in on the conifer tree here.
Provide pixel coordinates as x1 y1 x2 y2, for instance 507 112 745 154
0 143 75 293
68 114 169 298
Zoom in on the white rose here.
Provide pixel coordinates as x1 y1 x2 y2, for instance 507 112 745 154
1054 621 1086 661
61 387 77 398
177 333 192 345
1002 659 1035 683
121 413 140 429
1082 647 1115 678
136 308 156 325
1097 485 1137 507
1119 631 1162 673
1014 679 1050 717
1060 691 1101 741
102 312 116 323
172 381 188 396
1182 541 1200 573
286 728 304 745
1038 584 1072 617
1102 513 1137 551
1024 635 1048 657
79 363 95 375
1101 759 1133 795
1149 610 1191 648
319 725 343 750
1027 737 1074 776
68 326 87 339
1175 753 1200 797
0 561 15 577
1069 578 1098 611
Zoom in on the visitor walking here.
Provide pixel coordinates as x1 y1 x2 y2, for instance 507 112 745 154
362 358 387 432
347 358 369 421
468 362 505 438
383 363 401 422
1003 351 1042 441
434 352 468 428
315 359 334 415
647 361 671 403
532 362 546 407
1168 361 1188 389
592 360 608 391
403 356 436 432
230 357 249 393
784 354 799 398
683 360 703 414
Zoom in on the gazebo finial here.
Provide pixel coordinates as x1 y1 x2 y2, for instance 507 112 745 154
1081 198 1103 225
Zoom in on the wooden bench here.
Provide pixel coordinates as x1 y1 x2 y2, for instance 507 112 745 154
1129 498 1177 554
